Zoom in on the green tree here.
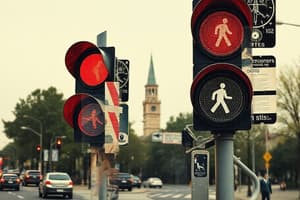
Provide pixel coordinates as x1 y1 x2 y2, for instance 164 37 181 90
142 112 193 184
277 66 300 193
2 87 80 176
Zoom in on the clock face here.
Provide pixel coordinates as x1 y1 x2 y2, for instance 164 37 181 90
116 60 129 88
151 105 156 112
247 0 275 28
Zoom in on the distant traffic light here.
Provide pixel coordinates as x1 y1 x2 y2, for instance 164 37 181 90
36 144 41 152
56 137 62 150
190 0 253 132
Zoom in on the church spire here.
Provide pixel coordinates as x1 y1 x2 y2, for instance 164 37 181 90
147 54 157 85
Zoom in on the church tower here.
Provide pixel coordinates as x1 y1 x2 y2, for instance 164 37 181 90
143 55 161 137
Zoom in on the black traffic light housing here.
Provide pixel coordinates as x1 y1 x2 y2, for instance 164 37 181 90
190 0 253 132
64 41 116 146
63 93 105 146
65 41 116 101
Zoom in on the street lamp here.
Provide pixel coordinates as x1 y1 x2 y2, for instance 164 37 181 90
22 115 43 172
21 126 43 172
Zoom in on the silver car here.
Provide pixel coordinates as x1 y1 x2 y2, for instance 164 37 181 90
142 177 163 188
38 172 73 199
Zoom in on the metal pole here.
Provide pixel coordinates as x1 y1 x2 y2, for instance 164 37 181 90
215 132 234 200
234 155 260 200
39 123 43 174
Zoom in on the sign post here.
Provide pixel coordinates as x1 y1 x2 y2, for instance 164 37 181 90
191 150 209 200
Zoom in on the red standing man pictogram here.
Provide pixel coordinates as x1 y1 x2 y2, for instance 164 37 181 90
82 109 103 129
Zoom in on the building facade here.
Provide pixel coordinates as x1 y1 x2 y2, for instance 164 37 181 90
143 55 161 137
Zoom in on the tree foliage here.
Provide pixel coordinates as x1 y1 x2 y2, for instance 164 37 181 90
277 65 300 189
1 87 80 175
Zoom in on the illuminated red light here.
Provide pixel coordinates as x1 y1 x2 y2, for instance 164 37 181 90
80 53 108 87
199 11 244 57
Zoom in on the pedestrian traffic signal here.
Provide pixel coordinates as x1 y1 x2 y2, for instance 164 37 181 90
36 144 41 152
190 0 253 132
64 40 117 146
63 93 105 145
65 41 115 100
56 137 62 150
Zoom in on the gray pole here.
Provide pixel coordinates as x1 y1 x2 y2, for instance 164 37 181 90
97 31 107 47
215 132 234 200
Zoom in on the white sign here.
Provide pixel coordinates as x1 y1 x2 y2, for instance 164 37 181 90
243 55 277 124
162 132 182 144
43 150 49 162
52 149 59 162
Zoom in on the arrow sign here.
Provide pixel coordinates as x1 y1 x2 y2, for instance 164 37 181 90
152 132 162 142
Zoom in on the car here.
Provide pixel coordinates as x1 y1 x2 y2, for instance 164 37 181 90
131 175 141 188
38 172 73 199
110 172 133 191
142 177 163 188
23 170 41 186
0 173 20 191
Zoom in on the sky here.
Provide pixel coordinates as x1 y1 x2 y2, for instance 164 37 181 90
1 0 300 150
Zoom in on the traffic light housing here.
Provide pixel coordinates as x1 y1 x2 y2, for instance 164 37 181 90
63 93 105 145
64 41 116 146
65 41 115 100
56 137 62 150
36 144 41 152
190 0 253 132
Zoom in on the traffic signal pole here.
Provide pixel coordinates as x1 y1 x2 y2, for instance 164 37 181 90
215 133 234 200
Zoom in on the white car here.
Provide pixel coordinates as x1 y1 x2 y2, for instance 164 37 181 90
142 177 163 188
39 172 73 199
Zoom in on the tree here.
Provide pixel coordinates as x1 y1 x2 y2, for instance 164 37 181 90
1 87 80 175
141 113 194 184
277 65 300 193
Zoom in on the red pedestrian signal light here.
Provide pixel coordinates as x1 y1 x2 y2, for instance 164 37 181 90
63 93 105 144
64 41 116 146
65 41 115 100
190 0 253 132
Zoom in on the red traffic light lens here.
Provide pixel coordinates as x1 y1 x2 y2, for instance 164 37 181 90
199 11 244 57
77 103 104 137
80 53 109 87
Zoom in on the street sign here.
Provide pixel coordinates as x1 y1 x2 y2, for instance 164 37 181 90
152 132 162 142
119 104 129 145
191 150 209 200
243 55 276 124
247 0 276 48
263 151 272 162
162 132 182 144
52 149 59 162
116 59 129 102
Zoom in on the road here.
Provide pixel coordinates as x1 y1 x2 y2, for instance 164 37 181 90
1 184 297 200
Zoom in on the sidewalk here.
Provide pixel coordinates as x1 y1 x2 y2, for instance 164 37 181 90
235 185 299 200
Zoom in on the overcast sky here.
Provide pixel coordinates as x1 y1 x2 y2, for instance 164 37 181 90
1 0 300 150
